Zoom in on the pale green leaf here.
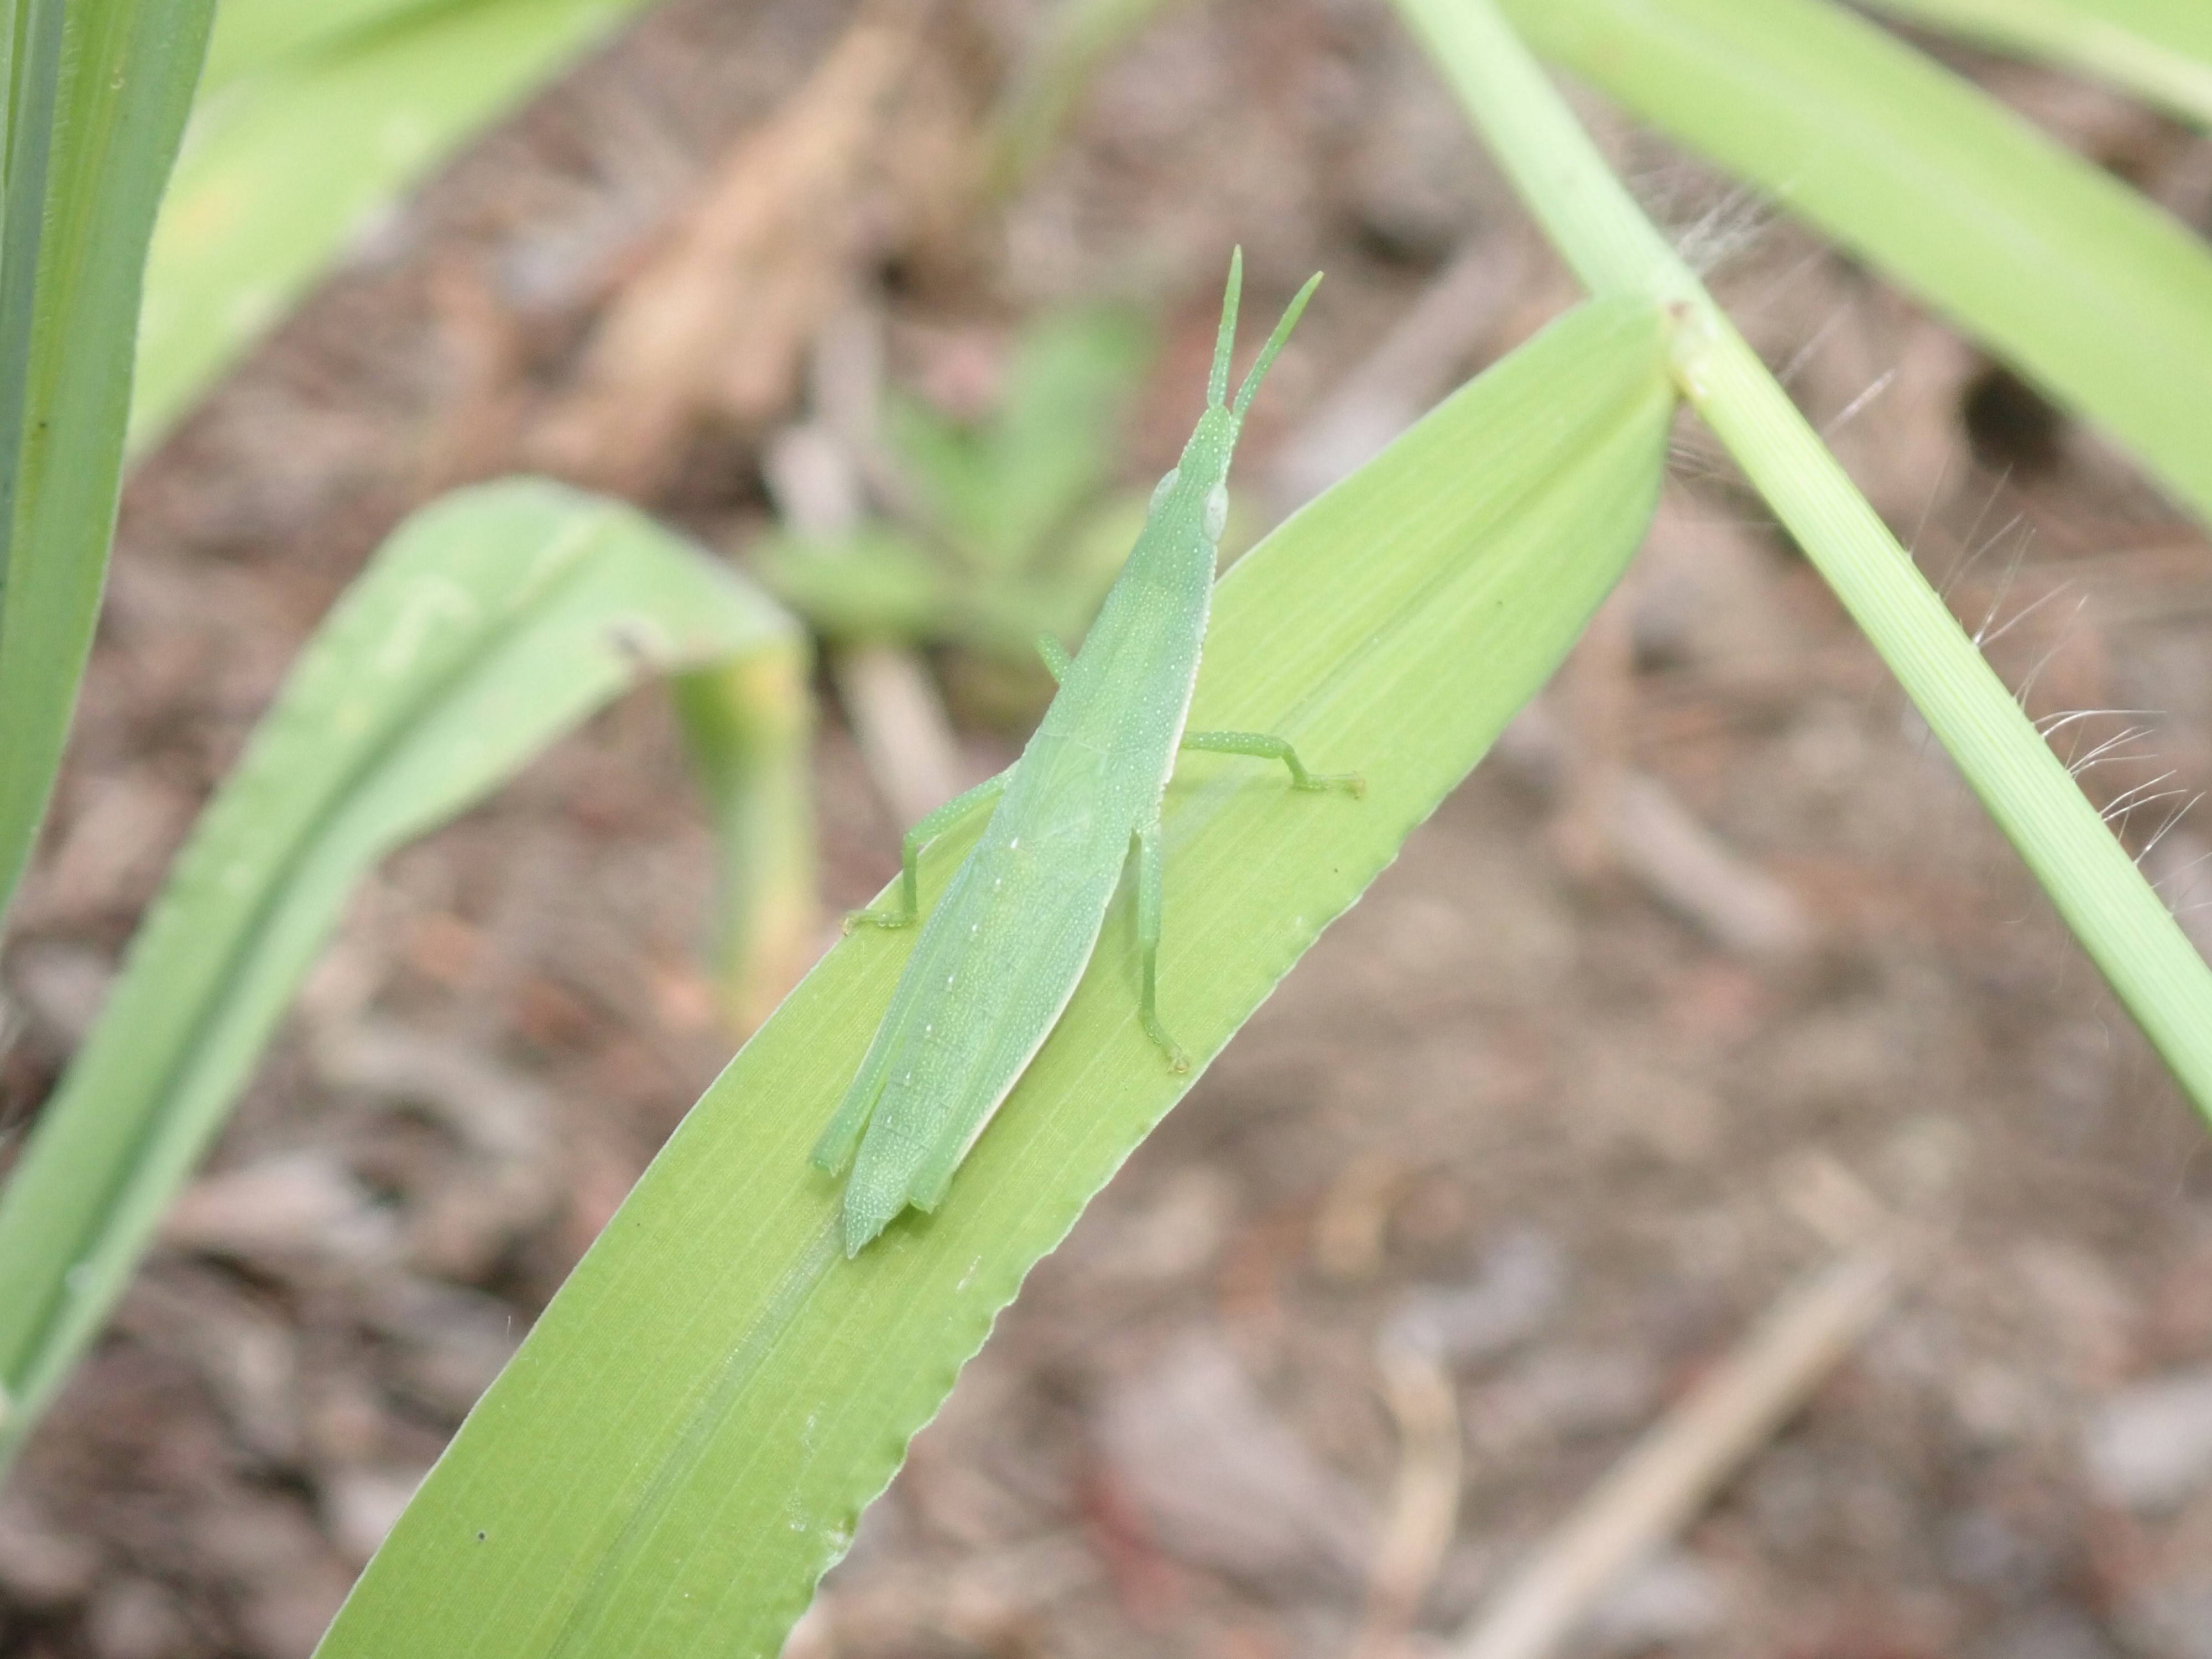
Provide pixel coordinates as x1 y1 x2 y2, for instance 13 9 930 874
131 0 654 450
0 478 810 1469
310 296 1674 1659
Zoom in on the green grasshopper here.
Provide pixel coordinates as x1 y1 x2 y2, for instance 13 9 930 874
813 251 1358 1255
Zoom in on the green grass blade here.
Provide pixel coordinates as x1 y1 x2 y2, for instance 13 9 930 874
1396 0 2212 1115
307 296 1675 1659
1860 0 2212 128
989 0 1191 189
1493 0 2212 532
129 0 655 451
671 654 818 1034
0 479 810 1470
196 0 510 98
0 0 214 927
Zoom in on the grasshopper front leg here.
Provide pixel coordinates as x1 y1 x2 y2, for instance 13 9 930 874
846 772 1009 931
1181 729 1364 795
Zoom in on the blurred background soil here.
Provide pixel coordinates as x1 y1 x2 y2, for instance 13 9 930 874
6 1 2212 1656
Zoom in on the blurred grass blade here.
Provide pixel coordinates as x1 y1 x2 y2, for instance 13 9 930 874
886 302 1152 574
0 0 215 929
1398 0 2212 1118
129 0 656 451
1861 0 2212 128
195 0 537 98
310 296 1674 1659
0 479 811 1471
672 653 818 1034
1496 0 2212 531
990 0 1193 188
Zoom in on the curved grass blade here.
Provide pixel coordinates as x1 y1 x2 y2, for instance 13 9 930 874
0 0 215 928
0 479 812 1471
309 296 1675 1659
1496 0 2212 531
130 0 654 451
1861 0 2212 129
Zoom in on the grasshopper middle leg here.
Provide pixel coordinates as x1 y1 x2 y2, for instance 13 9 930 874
846 772 1008 931
1180 729 1364 795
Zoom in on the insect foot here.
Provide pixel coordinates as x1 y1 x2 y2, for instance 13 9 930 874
843 906 916 934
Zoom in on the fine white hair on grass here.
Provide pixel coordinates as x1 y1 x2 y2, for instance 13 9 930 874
1904 446 1954 569
1623 159 1768 267
1735 246 1838 328
1656 173 1779 278
1978 576 2078 652
2150 839 2212 898
2052 716 2156 777
2007 594 2090 708
2140 793 2204 865
1819 367 1897 439
2036 707 2158 739
1662 418 1740 492
1931 466 2016 602
2100 769 2185 828
1776 304 1850 389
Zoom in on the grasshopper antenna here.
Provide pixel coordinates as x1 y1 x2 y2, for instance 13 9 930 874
1208 247 1244 409
1234 269 1323 415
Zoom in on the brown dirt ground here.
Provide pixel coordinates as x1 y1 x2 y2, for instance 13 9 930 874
6 2 2212 1656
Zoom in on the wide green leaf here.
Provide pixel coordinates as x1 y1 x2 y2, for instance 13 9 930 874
0 478 811 1471
1861 0 2212 128
311 295 1674 1659
130 0 657 450
1499 0 2212 530
0 0 215 928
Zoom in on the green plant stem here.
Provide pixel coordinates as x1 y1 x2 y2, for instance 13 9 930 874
1394 0 2212 1115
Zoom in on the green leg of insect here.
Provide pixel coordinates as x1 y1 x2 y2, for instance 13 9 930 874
845 773 1009 932
1036 634 1073 684
1131 816 1191 1073
1180 729 1365 796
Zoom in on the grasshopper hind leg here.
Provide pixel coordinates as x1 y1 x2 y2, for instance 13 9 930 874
811 1059 888 1178
1132 818 1191 1073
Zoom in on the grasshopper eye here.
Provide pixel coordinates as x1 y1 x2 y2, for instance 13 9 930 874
1149 468 1181 514
1204 483 1229 543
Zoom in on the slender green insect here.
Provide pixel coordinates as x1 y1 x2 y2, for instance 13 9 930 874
813 249 1358 1255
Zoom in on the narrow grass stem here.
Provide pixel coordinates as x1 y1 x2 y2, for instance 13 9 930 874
1395 0 2212 1116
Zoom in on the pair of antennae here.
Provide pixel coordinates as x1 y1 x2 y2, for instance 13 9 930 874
1207 246 1324 416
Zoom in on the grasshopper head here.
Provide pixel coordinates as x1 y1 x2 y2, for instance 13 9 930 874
1157 249 1323 543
